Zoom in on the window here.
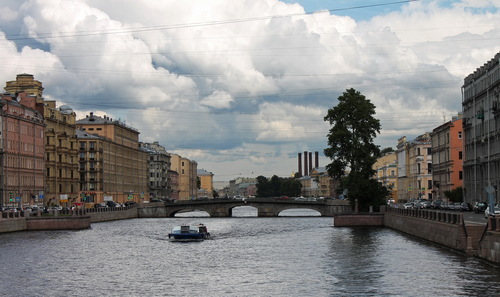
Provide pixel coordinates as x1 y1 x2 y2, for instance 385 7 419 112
459 171 463 180
80 142 86 150
458 131 462 139
459 151 463 160
428 180 432 190
427 148 431 155
416 148 421 155
417 163 421 174
427 163 432 173
89 142 95 150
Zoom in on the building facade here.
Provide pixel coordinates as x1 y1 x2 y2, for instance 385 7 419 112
0 92 45 208
431 114 464 202
140 142 171 200
170 153 198 199
76 113 148 204
396 133 433 202
373 152 398 202
462 52 500 204
197 169 214 198
5 74 79 207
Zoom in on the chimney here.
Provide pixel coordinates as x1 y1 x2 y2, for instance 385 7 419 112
315 151 319 168
298 153 302 177
304 151 308 176
309 152 312 174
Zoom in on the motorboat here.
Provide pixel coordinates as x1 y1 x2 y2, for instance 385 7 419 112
168 224 210 241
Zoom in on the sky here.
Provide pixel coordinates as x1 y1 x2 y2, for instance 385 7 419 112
0 0 499 182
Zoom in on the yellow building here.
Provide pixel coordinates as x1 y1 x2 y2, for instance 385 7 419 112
373 152 398 203
197 169 214 198
170 153 198 199
76 113 148 204
396 134 433 202
43 102 79 206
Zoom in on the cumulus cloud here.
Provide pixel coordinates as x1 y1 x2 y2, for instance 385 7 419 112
0 0 499 180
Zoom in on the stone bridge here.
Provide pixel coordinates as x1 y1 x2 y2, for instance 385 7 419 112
138 198 351 217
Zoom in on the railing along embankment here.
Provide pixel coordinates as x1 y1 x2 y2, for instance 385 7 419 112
384 207 479 254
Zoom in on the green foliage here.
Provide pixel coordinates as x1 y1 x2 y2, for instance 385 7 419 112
212 190 219 198
256 175 302 197
380 147 394 155
324 88 388 211
444 187 463 203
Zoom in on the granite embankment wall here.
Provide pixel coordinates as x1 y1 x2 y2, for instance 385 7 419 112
477 216 500 264
0 206 139 233
86 206 138 223
384 208 474 252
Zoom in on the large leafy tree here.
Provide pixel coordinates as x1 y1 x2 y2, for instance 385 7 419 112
256 175 302 197
324 88 388 210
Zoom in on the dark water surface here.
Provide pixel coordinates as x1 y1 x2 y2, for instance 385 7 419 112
1 207 500 296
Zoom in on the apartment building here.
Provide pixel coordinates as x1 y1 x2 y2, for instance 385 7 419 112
431 114 463 201
197 169 214 198
0 92 45 208
462 52 500 204
76 113 148 204
140 141 171 200
170 153 198 199
373 152 398 202
5 74 79 207
396 133 433 202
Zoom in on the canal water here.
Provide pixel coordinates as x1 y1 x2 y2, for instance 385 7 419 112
1 207 500 297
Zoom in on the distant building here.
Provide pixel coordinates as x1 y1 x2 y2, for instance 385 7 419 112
373 152 398 202
170 153 197 199
140 142 171 200
462 52 500 204
76 113 148 204
396 133 433 202
228 178 256 197
0 92 45 208
197 169 214 198
430 114 463 202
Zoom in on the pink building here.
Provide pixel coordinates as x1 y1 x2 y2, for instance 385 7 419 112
1 92 45 208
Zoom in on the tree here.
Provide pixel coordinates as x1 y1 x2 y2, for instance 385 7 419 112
324 88 388 211
380 147 394 155
444 187 463 203
256 175 302 197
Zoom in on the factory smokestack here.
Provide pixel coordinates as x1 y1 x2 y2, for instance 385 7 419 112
298 153 302 177
315 151 319 169
304 151 308 176
309 152 312 174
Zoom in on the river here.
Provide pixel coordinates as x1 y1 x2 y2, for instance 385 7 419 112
1 207 499 296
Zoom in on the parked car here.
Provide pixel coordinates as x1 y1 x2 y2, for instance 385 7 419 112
421 201 432 209
460 202 472 212
484 206 500 218
403 203 413 209
431 200 443 209
473 202 488 213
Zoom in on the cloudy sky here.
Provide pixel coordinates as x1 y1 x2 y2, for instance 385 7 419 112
1 0 499 182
